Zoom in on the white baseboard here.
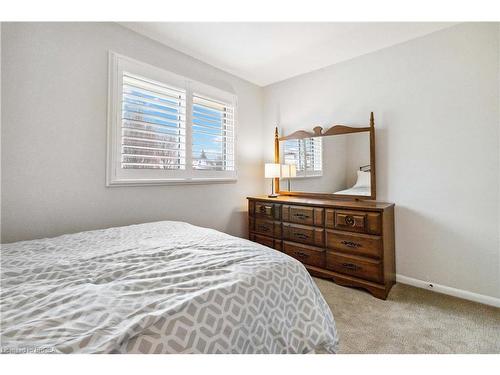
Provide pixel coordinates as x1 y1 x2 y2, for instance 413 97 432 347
396 274 500 308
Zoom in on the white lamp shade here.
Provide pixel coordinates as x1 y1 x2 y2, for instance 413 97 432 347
265 163 281 178
289 164 297 178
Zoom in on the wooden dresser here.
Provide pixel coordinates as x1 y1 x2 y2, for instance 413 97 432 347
247 195 395 299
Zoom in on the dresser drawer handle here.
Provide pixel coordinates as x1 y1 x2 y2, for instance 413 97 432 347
258 225 270 232
293 232 309 240
344 215 355 226
342 263 360 271
259 205 272 214
294 251 309 259
293 213 309 220
341 240 362 248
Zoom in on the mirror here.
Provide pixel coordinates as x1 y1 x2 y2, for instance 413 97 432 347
275 113 376 200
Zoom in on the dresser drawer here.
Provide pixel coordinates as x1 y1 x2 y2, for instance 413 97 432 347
254 201 281 220
283 241 325 268
251 233 274 247
282 223 324 247
254 218 281 238
274 240 283 252
326 209 381 235
326 251 382 283
326 230 382 259
250 233 282 251
282 205 324 226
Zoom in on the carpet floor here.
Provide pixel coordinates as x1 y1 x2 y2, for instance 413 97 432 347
313 277 500 354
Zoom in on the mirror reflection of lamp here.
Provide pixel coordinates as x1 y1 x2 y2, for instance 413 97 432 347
281 164 297 191
265 163 281 198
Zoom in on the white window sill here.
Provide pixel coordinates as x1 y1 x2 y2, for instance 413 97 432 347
106 177 237 187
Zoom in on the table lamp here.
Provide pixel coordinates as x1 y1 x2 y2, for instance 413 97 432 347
264 163 281 198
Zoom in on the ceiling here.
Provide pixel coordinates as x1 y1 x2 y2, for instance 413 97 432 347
121 22 456 87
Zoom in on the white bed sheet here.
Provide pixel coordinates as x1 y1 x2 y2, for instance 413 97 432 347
334 186 371 196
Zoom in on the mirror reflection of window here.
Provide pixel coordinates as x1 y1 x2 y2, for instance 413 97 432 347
283 137 322 178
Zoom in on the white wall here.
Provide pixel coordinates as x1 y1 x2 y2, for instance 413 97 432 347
0 23 2 242
1 22 264 243
0 23 2 241
263 23 500 299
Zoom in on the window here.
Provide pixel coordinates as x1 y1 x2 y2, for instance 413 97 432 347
192 95 235 172
121 73 186 171
107 52 237 186
282 137 322 177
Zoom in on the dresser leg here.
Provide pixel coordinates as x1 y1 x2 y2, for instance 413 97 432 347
328 274 392 300
368 286 389 300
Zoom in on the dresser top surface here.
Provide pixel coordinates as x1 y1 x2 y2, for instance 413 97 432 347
247 195 394 210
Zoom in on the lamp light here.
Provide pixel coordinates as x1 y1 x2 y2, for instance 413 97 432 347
281 164 290 178
281 164 297 191
265 163 281 198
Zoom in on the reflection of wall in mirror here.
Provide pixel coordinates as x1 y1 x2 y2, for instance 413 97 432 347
319 135 348 192
345 132 370 188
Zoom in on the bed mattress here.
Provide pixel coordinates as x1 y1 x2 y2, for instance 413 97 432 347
1 221 338 354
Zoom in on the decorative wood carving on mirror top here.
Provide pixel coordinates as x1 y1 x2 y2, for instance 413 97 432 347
275 112 376 200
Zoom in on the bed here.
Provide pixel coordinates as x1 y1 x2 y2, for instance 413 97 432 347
334 186 371 196
1 221 338 354
334 169 371 196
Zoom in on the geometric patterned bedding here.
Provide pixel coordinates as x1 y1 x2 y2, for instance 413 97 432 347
0 221 338 354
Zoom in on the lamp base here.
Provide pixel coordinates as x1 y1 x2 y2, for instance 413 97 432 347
267 194 279 198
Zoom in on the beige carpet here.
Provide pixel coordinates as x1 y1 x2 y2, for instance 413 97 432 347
313 277 500 353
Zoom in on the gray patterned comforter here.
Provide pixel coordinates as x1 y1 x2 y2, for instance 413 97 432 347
1 221 338 354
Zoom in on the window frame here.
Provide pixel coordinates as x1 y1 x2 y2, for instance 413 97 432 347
106 52 237 187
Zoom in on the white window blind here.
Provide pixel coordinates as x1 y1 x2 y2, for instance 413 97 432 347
121 73 186 170
283 137 322 177
283 139 304 171
305 137 322 175
107 52 237 186
192 94 235 171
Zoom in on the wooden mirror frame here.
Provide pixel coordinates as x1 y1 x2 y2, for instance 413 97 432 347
274 112 376 200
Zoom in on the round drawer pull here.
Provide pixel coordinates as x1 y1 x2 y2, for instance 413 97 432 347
345 216 355 226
